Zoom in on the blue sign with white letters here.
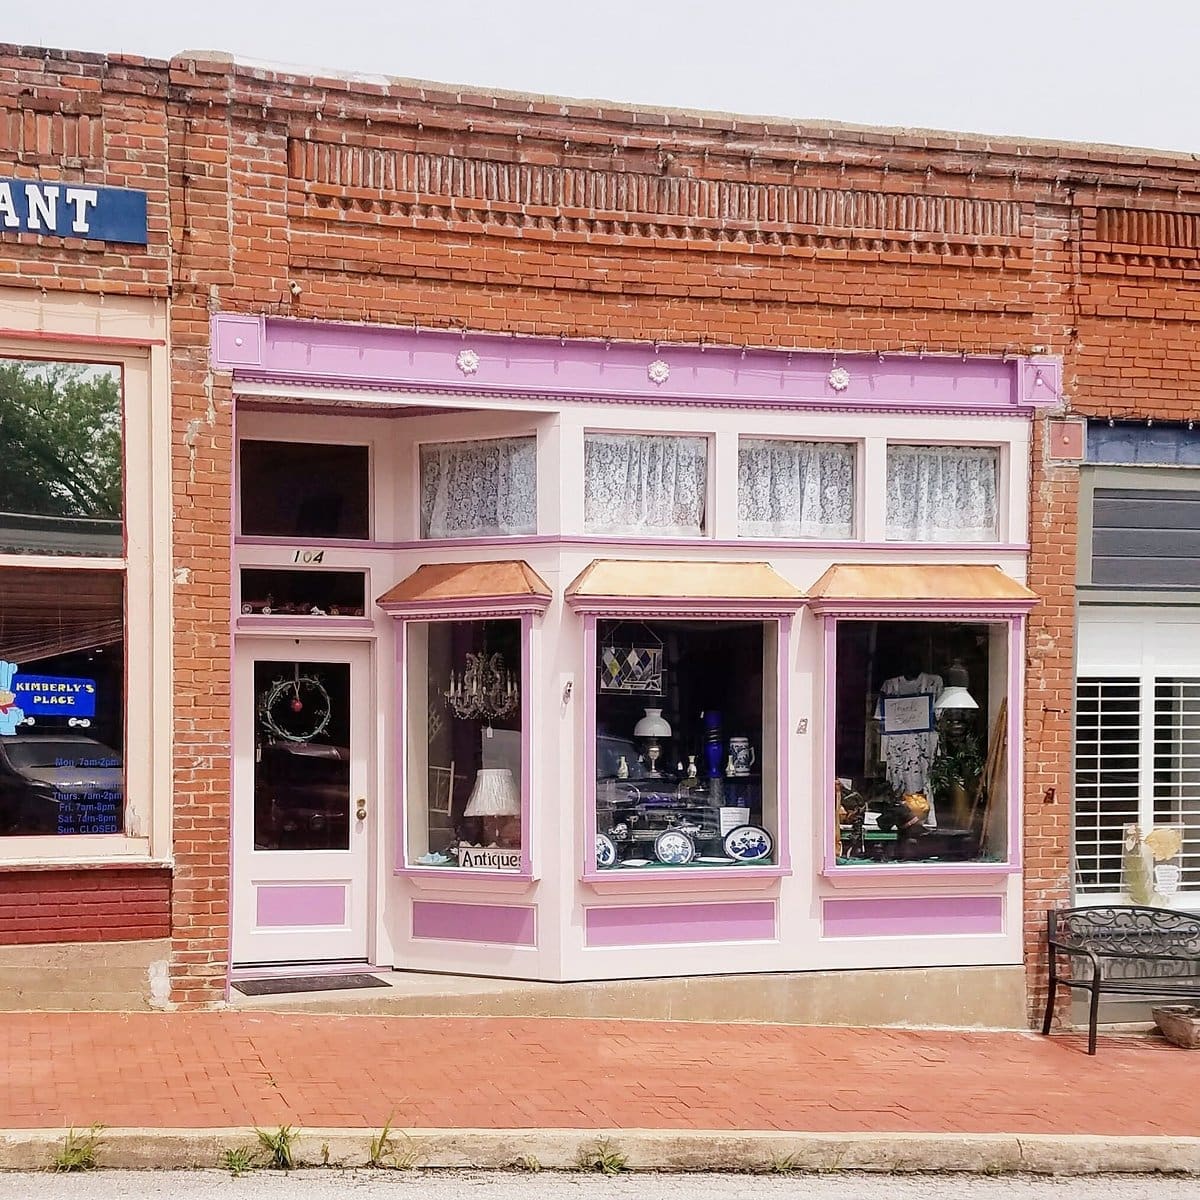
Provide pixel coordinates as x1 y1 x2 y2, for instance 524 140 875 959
13 674 97 718
0 178 148 245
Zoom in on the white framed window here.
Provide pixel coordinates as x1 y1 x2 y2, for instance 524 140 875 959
738 438 855 539
584 432 708 537
419 435 537 539
885 444 999 542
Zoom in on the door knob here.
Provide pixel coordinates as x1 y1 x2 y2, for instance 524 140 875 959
355 799 368 821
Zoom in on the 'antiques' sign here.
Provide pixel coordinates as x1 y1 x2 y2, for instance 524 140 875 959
0 178 149 245
458 845 522 870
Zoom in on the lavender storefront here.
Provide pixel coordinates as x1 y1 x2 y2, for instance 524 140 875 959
215 314 1058 1023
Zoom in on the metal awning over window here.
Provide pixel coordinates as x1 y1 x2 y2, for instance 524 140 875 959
805 563 1037 615
565 559 803 615
376 560 551 619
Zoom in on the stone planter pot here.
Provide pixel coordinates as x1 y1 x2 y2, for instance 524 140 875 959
1152 1005 1200 1049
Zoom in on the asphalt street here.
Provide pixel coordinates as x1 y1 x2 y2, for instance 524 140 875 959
0 1172 1194 1199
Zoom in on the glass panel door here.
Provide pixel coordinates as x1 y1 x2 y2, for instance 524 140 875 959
233 640 371 966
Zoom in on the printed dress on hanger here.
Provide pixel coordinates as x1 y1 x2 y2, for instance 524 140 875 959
876 672 943 826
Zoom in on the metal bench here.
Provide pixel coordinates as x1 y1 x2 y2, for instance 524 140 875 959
1042 905 1200 1054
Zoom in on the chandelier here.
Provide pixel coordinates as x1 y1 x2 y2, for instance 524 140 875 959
445 650 519 723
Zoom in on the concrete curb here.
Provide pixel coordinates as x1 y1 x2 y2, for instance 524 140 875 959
1 1127 1199 1175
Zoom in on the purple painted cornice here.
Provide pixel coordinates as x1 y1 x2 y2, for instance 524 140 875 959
211 314 1062 415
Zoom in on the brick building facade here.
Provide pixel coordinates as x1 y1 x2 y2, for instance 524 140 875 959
0 42 1197 1017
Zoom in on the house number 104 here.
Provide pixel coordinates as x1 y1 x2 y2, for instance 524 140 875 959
293 550 325 564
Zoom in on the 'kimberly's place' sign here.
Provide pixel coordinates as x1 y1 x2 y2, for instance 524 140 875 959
0 178 148 245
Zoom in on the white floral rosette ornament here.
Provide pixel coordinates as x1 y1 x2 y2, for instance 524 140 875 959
647 359 671 385
456 348 480 376
827 366 851 392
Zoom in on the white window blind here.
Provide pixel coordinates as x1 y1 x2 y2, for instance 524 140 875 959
1153 679 1200 892
1075 674 1200 897
1074 677 1141 895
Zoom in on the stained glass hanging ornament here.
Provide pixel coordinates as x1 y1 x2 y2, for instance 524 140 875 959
598 622 665 694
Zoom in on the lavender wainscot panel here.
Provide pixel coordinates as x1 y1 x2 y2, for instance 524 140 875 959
411 900 536 947
585 901 777 948
256 884 347 928
822 895 1004 938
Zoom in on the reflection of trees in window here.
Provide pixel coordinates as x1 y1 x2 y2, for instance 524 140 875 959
0 359 122 521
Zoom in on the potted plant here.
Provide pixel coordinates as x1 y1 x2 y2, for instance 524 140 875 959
929 732 984 829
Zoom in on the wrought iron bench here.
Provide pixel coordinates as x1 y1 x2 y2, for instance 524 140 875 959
1042 905 1200 1054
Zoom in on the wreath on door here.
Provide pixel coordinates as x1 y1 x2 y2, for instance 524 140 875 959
257 667 333 743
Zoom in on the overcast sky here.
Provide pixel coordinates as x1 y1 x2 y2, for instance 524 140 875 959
7 0 1200 153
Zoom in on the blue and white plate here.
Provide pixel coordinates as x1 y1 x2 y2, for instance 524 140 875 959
596 833 617 868
654 829 696 865
723 824 773 863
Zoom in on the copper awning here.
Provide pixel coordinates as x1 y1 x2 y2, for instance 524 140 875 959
566 559 803 613
376 560 551 617
806 563 1037 612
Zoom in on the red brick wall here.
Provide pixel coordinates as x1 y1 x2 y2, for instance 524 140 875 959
6 44 1200 1011
0 48 174 962
0 868 170 943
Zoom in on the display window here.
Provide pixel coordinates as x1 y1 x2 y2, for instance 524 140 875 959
584 433 708 536
0 567 124 836
885 444 999 542
831 619 1010 866
404 617 526 871
592 618 779 870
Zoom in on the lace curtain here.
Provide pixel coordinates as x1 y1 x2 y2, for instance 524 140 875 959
886 445 999 542
584 433 708 536
738 439 855 539
420 436 537 539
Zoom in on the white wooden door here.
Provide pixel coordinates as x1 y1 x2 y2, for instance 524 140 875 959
232 639 373 965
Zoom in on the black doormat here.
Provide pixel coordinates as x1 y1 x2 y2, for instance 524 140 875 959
233 973 391 997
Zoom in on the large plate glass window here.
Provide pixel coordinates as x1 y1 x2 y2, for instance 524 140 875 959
832 619 1009 866
885 445 999 542
0 567 124 836
593 618 778 869
584 433 708 536
0 358 122 556
405 618 524 870
239 440 370 540
738 438 855 539
419 436 536 539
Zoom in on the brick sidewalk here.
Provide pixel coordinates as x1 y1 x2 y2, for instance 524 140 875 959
0 1013 1189 1135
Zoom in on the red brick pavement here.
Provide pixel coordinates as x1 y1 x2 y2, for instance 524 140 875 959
0 1014 1189 1135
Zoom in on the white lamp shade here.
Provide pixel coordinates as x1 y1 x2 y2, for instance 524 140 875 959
935 686 979 712
633 707 672 738
463 768 520 817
